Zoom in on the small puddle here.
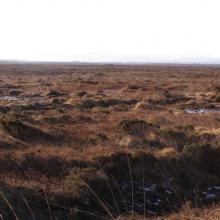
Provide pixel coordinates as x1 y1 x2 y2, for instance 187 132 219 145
202 185 220 200
0 95 49 105
0 96 18 101
118 179 220 215
185 108 220 114
119 179 177 215
100 89 120 95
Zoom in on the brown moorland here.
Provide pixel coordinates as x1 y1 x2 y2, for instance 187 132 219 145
0 63 220 219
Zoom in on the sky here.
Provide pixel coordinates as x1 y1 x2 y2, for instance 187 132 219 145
0 0 220 63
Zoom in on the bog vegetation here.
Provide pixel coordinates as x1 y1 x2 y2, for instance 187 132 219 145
0 63 219 219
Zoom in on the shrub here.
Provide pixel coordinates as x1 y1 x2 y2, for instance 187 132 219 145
214 86 220 92
0 119 50 142
96 133 108 141
81 99 138 109
175 124 194 132
183 143 220 176
81 99 97 109
76 91 87 97
183 143 211 160
51 97 65 105
128 85 140 90
47 90 64 97
64 167 108 200
211 94 220 102
160 129 188 151
9 90 22 96
20 154 69 177
119 119 159 137
95 151 157 181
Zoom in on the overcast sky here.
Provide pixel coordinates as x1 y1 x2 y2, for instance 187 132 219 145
0 0 220 63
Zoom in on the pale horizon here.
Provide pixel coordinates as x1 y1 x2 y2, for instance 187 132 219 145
2 58 220 64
